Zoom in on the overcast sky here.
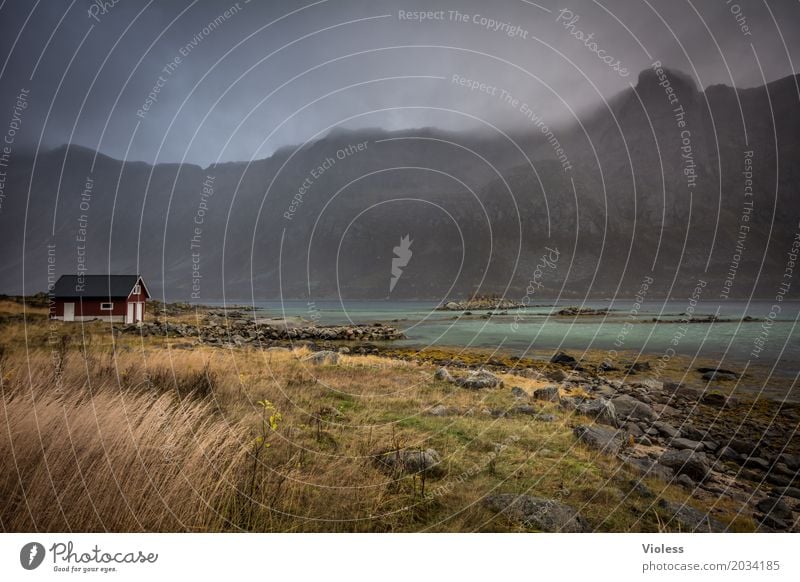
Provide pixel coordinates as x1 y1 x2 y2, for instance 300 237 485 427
1 0 799 166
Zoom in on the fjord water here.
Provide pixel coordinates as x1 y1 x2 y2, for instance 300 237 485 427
249 299 799 379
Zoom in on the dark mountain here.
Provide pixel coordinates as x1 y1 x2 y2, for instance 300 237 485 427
1 68 798 302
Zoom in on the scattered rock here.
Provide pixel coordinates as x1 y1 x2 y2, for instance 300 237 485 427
658 449 712 482
717 446 742 463
765 472 794 487
629 480 655 498
728 438 758 456
511 386 528 399
599 360 618 372
775 453 800 471
573 425 625 455
517 368 546 380
434 367 455 383
427 405 459 417
755 498 793 521
374 448 443 477
621 455 673 480
509 405 539 416
756 513 790 531
666 384 702 401
679 425 708 442
559 396 581 411
611 394 655 422
742 456 771 471
772 486 800 500
550 351 577 365
456 369 503 390
652 421 679 438
484 494 590 532
702 371 738 382
677 474 696 489
306 350 339 365
702 391 734 408
546 369 567 382
669 437 705 452
657 499 727 532
533 386 561 402
627 361 651 372
623 421 643 437
577 398 618 428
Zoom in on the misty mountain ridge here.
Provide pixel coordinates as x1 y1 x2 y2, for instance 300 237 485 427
1 67 798 303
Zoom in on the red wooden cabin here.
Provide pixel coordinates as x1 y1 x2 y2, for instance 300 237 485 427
52 275 150 323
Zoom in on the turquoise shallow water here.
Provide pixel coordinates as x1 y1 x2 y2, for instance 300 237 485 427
216 299 799 381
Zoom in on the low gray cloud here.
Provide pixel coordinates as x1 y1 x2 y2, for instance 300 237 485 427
1 0 798 166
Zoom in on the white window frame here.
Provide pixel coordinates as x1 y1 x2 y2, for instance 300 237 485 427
100 302 114 310
133 284 141 295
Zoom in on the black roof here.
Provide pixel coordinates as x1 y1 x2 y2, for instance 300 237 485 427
53 275 148 299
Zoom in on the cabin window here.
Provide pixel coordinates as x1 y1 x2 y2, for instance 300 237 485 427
133 284 141 295
101 302 114 310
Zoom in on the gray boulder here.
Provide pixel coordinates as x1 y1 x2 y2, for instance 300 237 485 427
509 405 539 416
669 437 705 451
374 448 443 477
611 394 655 421
652 421 680 438
456 369 502 389
771 486 800 500
657 499 727 532
511 386 528 399
756 498 793 521
559 396 582 411
434 367 455 383
775 453 800 471
484 494 590 532
702 391 734 407
717 446 742 463
573 425 625 455
427 405 459 417
533 386 561 402
546 369 567 382
306 350 339 365
550 352 577 365
742 456 771 471
623 422 643 437
658 449 712 482
577 398 618 427
621 455 674 481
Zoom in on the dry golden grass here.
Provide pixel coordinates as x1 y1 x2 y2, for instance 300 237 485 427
0 322 757 532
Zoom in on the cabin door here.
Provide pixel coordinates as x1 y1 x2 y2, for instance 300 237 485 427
126 303 134 324
63 302 74 322
135 302 143 322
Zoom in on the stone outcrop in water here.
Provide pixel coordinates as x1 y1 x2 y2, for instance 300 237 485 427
437 295 523 311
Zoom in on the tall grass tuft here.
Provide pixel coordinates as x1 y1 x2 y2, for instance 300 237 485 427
0 358 246 532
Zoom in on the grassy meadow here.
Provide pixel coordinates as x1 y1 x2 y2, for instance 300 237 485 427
0 299 756 532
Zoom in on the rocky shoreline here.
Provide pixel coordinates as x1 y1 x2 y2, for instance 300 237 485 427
426 353 800 532
116 314 404 345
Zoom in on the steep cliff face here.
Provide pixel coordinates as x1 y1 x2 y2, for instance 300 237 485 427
1 70 797 301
